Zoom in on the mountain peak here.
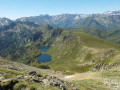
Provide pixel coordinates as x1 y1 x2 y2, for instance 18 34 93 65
0 18 13 27
43 24 53 30
104 10 120 15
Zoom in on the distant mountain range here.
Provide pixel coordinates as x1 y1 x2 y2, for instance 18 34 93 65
0 17 12 27
1 10 120 30
104 10 120 15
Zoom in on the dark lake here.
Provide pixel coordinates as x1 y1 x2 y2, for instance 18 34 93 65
40 48 49 52
38 48 52 63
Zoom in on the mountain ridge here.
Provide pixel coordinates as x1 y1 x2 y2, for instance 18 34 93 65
1 10 120 30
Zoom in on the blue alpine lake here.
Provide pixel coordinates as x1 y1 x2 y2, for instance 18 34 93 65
40 48 49 52
38 48 52 63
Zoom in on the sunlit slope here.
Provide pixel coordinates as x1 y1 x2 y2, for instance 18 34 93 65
44 31 120 72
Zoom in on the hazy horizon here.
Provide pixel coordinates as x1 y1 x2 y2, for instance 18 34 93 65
0 0 120 20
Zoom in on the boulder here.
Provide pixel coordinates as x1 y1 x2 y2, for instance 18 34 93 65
29 71 36 76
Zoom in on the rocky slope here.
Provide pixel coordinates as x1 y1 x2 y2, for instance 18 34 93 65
15 14 89 28
0 57 78 90
15 10 120 30
0 18 12 28
1 55 120 90
1 10 120 30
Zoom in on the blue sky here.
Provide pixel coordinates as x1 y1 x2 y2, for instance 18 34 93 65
0 0 120 19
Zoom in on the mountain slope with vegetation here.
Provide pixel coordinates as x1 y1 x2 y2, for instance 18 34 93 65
74 15 120 30
44 31 120 72
0 22 120 73
74 17 106 30
0 57 78 90
1 21 120 89
65 28 120 44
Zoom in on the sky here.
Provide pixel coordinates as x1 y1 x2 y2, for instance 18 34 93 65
0 0 120 20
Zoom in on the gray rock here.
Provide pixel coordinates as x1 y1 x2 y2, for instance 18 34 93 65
42 79 51 85
29 71 36 76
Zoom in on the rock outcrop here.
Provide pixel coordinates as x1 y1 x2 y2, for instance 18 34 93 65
92 63 118 71
0 71 77 90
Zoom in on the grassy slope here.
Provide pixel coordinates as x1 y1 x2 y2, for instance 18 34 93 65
42 31 120 72
0 57 115 90
65 28 120 44
0 64 59 90
1 29 120 89
74 17 106 30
